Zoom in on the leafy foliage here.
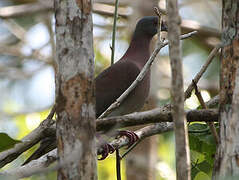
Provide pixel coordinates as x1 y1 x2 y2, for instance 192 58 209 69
189 123 218 179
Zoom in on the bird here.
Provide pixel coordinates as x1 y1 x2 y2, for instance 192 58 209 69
96 16 167 159
96 16 167 118
23 16 167 164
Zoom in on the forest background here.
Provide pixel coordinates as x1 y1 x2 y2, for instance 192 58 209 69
0 0 221 179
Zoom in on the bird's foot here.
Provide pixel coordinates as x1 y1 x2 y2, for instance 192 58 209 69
116 130 139 149
98 143 115 160
97 130 139 160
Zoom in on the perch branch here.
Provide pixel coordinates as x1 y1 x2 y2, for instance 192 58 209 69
0 106 218 168
2 123 174 179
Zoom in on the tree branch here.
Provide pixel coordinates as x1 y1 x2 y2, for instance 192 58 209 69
193 82 219 144
0 118 55 169
1 149 57 179
0 107 218 168
97 108 218 132
2 122 174 179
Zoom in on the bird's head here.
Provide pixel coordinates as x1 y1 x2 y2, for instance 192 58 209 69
134 16 167 38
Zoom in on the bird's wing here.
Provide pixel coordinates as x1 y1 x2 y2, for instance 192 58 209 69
95 61 140 117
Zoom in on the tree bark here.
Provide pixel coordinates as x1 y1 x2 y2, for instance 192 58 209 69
167 0 191 179
54 0 97 179
213 1 239 179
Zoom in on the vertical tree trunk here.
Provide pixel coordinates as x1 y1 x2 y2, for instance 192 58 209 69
54 0 97 179
167 0 191 179
213 1 239 179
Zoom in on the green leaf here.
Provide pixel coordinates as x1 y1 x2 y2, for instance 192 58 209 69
0 133 21 152
194 171 210 180
191 166 200 180
189 123 216 166
197 161 212 176
189 123 217 179
191 159 212 179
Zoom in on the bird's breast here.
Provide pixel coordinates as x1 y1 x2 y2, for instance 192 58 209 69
107 71 150 117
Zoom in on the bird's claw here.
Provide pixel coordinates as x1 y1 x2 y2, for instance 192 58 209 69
98 130 138 160
116 130 139 149
98 143 115 160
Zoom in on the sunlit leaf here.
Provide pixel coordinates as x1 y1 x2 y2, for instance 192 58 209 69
194 171 210 180
189 123 217 178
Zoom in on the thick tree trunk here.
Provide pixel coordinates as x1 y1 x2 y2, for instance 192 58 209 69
54 0 97 179
213 1 239 179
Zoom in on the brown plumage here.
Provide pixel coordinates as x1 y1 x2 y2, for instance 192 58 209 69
96 16 167 117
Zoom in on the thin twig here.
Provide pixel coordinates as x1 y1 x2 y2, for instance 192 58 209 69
120 139 141 159
110 0 119 65
99 30 197 118
154 7 162 45
184 45 221 100
116 149 121 180
47 105 56 119
193 81 219 144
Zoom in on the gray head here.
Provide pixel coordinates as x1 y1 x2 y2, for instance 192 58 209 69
133 16 167 38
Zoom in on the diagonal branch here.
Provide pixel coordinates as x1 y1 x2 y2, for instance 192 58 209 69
0 118 55 169
193 82 219 144
184 45 221 100
0 149 57 179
